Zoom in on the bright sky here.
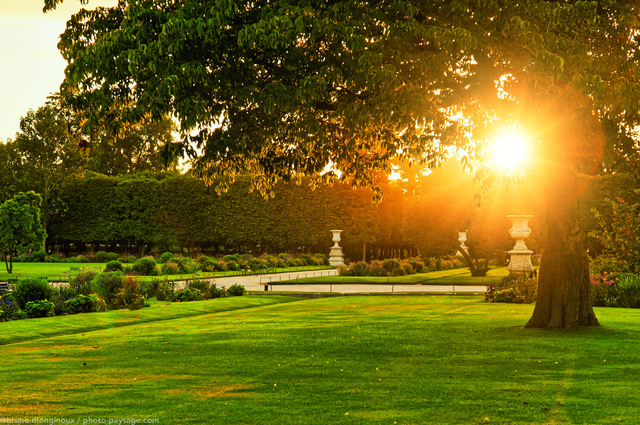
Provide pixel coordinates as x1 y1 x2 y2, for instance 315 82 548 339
0 0 117 141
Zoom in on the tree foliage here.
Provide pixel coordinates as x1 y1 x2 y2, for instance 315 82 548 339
0 192 47 273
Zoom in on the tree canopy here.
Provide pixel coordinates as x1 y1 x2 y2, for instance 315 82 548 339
45 0 640 327
0 192 47 273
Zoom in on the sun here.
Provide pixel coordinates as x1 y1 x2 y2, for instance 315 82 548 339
491 131 530 170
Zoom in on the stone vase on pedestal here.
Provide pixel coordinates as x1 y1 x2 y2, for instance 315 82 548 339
507 215 533 274
329 230 345 267
456 230 469 256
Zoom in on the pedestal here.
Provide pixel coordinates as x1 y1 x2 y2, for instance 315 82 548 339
329 230 345 267
507 215 533 274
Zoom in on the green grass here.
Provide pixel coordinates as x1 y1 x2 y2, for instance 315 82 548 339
0 262 332 282
1 295 638 423
280 266 508 286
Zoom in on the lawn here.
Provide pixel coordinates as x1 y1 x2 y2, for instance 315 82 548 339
1 295 637 424
0 262 332 282
278 266 509 286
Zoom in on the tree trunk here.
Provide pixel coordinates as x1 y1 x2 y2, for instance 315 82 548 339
526 168 599 328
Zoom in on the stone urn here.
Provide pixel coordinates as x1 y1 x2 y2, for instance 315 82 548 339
456 230 469 256
329 230 345 267
507 215 533 273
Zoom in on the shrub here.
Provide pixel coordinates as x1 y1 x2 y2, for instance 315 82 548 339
350 262 370 276
337 264 349 276
314 254 330 266
93 251 109 262
159 251 175 263
186 278 211 295
0 294 21 321
485 274 537 304
209 284 226 299
435 258 443 271
93 271 126 305
201 259 224 272
382 259 406 276
30 250 47 262
247 258 267 270
223 254 241 264
227 284 246 297
226 261 240 271
140 277 167 299
76 255 89 263
105 260 123 272
161 261 181 275
11 278 53 309
174 287 205 302
105 252 120 262
45 253 64 263
49 285 76 315
112 276 144 310
24 300 55 318
197 255 210 264
590 254 629 275
65 294 107 314
610 274 640 308
590 273 618 307
132 258 158 276
126 256 137 264
71 270 98 295
275 259 286 268
156 282 176 301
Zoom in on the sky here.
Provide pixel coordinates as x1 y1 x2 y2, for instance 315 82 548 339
0 0 117 141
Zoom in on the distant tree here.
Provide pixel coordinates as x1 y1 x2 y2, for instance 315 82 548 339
0 192 47 273
12 97 85 244
85 116 178 175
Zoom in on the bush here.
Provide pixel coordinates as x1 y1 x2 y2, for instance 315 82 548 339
11 278 53 309
350 262 370 276
92 251 109 262
24 300 55 318
223 254 241 264
140 277 167 299
227 284 246 297
186 278 211 295
71 270 98 295
132 258 158 276
174 287 205 302
0 294 21 321
201 259 223 272
161 261 181 275
112 276 144 310
382 259 406 276
610 274 640 308
159 251 175 263
49 285 76 315
314 254 330 266
65 294 107 314
126 256 137 264
93 271 126 305
156 282 176 301
337 264 349 276
76 255 89 263
30 250 47 262
105 252 120 262
209 284 226 299
485 274 537 304
196 255 210 264
105 260 123 272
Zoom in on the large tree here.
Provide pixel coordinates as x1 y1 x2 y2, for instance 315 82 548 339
45 0 640 327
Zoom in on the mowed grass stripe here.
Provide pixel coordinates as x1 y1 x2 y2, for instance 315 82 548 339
0 296 299 346
1 296 639 424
